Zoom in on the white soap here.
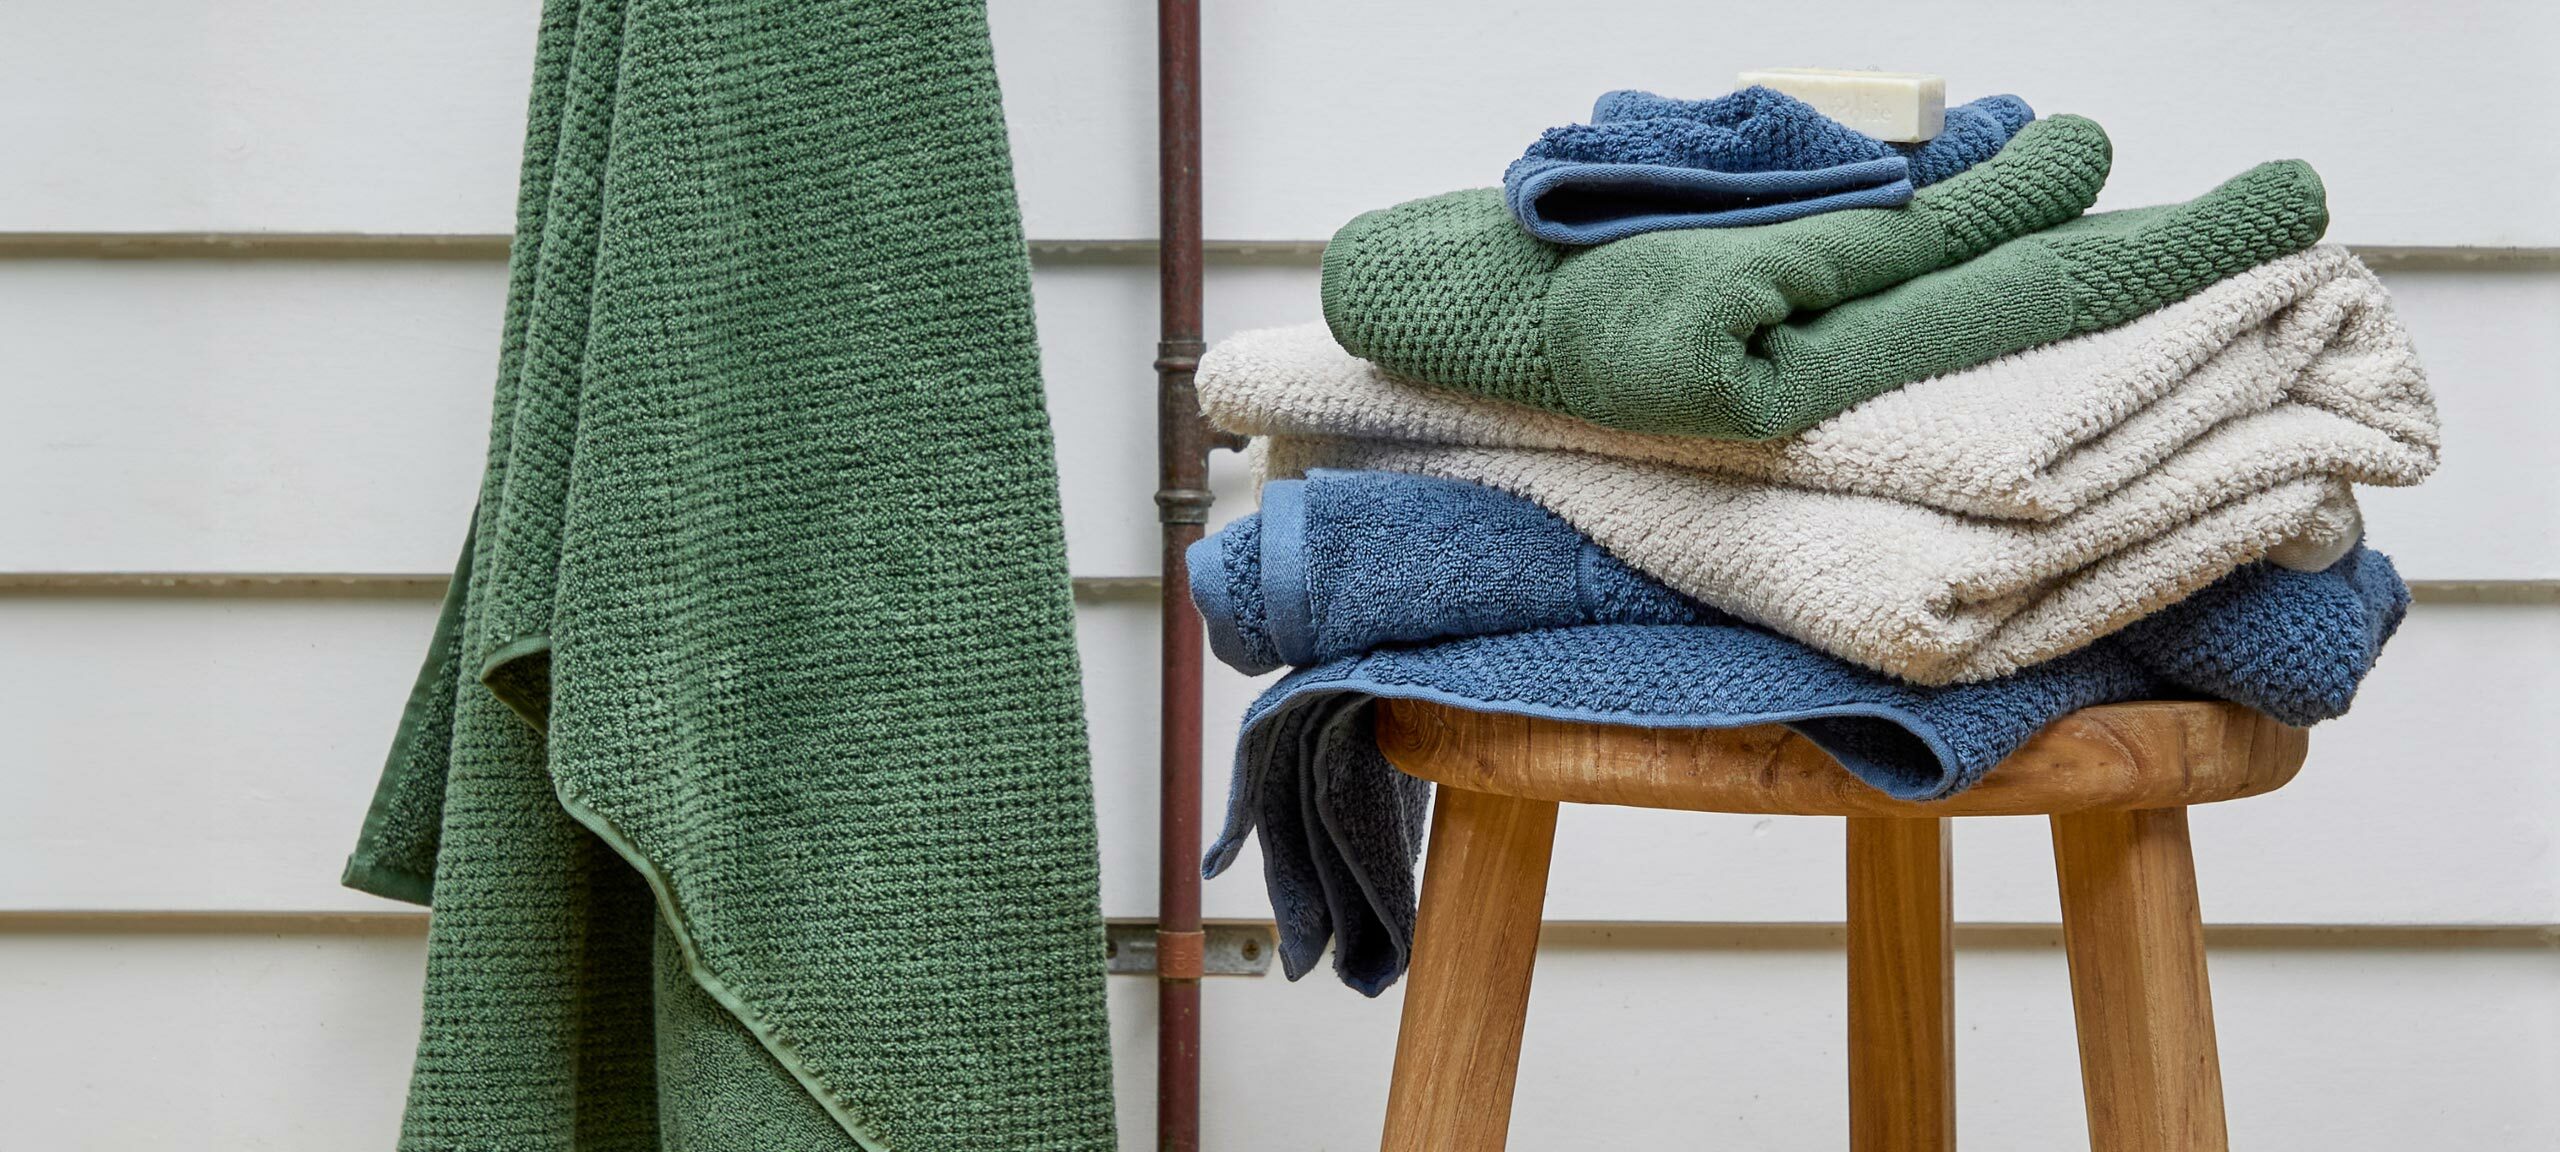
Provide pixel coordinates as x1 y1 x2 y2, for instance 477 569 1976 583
1737 68 1946 142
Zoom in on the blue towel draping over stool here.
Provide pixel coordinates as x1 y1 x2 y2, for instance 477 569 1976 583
1193 470 2409 994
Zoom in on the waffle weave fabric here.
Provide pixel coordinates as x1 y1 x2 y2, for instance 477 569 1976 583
338 2 1116 1149
1566 90 2027 184
1326 114 2334 438
1503 88 2033 244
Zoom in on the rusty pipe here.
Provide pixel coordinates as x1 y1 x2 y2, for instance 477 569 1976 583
1153 1 1208 1149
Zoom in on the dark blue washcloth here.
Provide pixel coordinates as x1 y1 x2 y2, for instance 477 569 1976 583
1194 471 2408 994
1503 87 2034 245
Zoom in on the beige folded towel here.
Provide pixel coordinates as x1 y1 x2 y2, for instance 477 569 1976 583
1204 247 2437 684
1209 246 2435 521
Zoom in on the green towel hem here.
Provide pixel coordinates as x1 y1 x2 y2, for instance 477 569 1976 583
553 788 897 1152
479 634 557 731
339 857 434 907
342 529 475 908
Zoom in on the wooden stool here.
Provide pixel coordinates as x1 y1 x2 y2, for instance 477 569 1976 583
1372 699 2309 1152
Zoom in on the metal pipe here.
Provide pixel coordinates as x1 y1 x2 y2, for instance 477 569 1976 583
1153 1 1209 1149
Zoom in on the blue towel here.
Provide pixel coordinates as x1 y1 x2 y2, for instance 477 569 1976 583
1503 87 2034 245
1193 471 2408 994
1590 88 2035 186
1191 469 1711 674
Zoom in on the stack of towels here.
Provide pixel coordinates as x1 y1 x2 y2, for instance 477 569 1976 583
1187 87 2442 996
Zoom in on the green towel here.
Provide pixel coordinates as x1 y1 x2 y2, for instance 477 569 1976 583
340 2 1118 1149
1322 115 2331 438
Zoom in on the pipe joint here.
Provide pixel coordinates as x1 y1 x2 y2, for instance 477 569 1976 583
1155 338 1206 376
1155 487 1216 525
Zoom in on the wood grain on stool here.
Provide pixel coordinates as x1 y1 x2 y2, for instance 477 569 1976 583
1848 817 1954 1152
1380 784 1561 1152
1377 698 2304 817
2052 807 2229 1152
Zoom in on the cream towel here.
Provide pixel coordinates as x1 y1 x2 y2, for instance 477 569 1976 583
1253 437 2357 684
1207 248 2437 685
1209 246 2435 522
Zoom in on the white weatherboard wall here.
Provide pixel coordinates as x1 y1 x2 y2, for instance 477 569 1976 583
8 1 2558 244
2 2 2556 1148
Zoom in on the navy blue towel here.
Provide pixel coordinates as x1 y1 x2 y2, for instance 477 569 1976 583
1193 470 2409 994
1503 87 2034 245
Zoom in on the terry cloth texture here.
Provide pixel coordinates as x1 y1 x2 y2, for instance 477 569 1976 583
1203 246 2438 523
1506 88 2033 244
1193 469 2407 726
1191 475 2409 993
1256 433 2365 686
1188 471 1711 674
1328 115 2337 438
338 2 1117 1149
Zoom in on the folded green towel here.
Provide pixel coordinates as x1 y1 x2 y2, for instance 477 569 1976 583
1323 115 2331 438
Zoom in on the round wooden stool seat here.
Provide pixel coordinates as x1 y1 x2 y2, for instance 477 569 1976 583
1368 698 2312 1152
1377 698 2309 818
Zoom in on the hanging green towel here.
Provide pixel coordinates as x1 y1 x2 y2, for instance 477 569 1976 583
340 2 1117 1149
1323 114 2330 439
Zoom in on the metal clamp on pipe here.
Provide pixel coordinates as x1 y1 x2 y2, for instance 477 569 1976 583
1154 929 1208 981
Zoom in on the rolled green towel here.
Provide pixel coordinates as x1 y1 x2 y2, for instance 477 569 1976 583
1323 115 2331 439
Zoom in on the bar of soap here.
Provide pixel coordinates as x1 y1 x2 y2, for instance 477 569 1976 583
1737 68 1946 142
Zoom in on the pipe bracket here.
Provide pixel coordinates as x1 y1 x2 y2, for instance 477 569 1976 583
1105 922 1274 977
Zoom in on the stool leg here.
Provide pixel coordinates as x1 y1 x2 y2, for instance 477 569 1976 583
1381 785 1561 1152
1848 816 1955 1152
2050 807 2228 1152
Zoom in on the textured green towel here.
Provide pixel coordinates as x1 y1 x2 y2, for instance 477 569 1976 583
340 2 1117 1149
1323 115 2331 438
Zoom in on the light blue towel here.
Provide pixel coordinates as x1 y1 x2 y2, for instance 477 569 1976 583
1194 470 2409 994
1504 87 2034 245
